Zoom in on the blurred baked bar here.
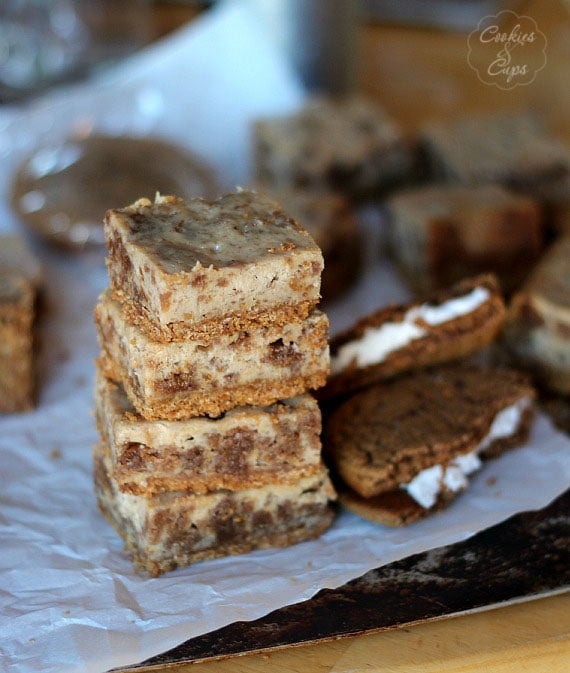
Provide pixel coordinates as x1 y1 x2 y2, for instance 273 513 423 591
534 173 570 237
253 97 418 201
421 111 569 194
95 369 325 496
504 237 570 395
94 441 336 576
104 192 323 342
254 187 362 301
0 236 41 413
95 291 329 419
386 183 543 294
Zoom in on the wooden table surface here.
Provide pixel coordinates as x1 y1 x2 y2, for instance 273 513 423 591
137 2 570 671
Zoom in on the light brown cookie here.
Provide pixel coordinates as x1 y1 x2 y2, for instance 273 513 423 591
324 274 505 400
324 365 535 525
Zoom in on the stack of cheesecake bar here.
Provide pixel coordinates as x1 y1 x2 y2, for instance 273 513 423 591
93 191 335 576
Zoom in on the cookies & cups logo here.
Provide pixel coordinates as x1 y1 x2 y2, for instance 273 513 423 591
467 10 547 90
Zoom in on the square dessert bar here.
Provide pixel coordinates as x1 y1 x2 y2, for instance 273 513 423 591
0 275 35 412
505 237 570 395
421 111 569 193
95 369 325 496
0 236 42 413
386 184 543 294
94 442 336 576
95 291 329 419
104 191 324 342
253 97 418 200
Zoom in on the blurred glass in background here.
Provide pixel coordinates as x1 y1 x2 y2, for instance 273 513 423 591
0 0 150 103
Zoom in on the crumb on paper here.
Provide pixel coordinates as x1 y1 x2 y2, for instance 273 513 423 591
73 375 86 388
50 446 62 460
486 476 497 487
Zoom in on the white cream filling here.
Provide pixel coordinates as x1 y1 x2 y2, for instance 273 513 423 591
401 396 531 509
331 287 491 375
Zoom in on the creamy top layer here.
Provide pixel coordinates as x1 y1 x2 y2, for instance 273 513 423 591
115 192 319 273
401 396 531 509
331 286 491 374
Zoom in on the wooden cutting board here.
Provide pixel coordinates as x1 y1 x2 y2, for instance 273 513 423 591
161 592 570 672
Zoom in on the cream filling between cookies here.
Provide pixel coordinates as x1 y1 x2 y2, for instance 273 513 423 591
400 396 531 509
331 286 491 374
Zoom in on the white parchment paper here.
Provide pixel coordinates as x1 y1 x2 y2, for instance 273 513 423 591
0 4 569 672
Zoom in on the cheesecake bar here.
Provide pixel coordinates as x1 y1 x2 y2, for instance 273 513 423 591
95 369 324 496
0 236 42 413
421 111 569 193
504 237 570 394
254 97 417 200
324 365 535 526
94 442 336 576
95 291 329 419
324 274 505 400
0 275 35 412
104 192 323 342
386 184 543 294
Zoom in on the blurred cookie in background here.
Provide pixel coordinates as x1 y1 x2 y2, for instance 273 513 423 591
253 96 419 202
504 237 570 397
385 183 544 296
540 393 570 436
420 110 569 197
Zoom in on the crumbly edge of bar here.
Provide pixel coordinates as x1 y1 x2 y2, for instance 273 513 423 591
114 464 326 497
94 298 329 394
99 352 328 420
337 408 534 526
96 416 325 496
101 501 334 577
94 447 335 576
112 290 318 343
323 275 505 400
